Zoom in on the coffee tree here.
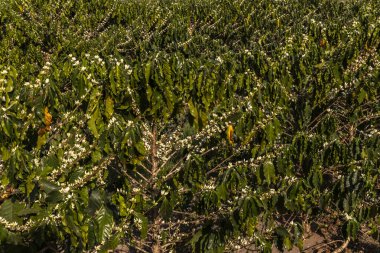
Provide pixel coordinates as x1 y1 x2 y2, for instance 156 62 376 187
0 0 379 252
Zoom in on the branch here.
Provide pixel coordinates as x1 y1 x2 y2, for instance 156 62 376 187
37 245 60 253
126 242 149 253
206 154 235 176
135 169 149 183
332 238 350 253
300 240 344 252
151 123 158 179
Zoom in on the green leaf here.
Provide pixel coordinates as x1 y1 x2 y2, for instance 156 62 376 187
263 160 276 184
89 190 103 214
105 97 114 119
0 225 9 242
163 62 173 86
5 78 13 92
345 220 359 240
343 198 350 213
1 147 10 161
216 183 228 201
190 230 203 252
45 190 63 203
133 66 139 80
46 154 59 168
0 225 23 245
109 69 116 94
17 207 40 216
1 120 11 137
188 100 197 118
135 141 147 156
284 237 293 251
275 226 291 251
88 106 100 138
39 179 60 193
25 175 35 196
36 134 47 149
312 170 322 188
265 124 275 143
241 197 259 220
40 180 62 203
100 232 120 252
0 200 24 223
293 222 304 249
357 88 367 104
147 85 153 102
314 61 325 69
134 212 148 239
145 61 151 84
96 206 113 243
159 197 172 220
116 194 128 217
188 99 198 128
92 150 102 163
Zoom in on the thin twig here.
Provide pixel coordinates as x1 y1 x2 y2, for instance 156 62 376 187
206 154 235 176
134 169 149 183
303 239 344 252
126 242 149 253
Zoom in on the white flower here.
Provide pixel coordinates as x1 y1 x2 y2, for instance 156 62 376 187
60 187 70 194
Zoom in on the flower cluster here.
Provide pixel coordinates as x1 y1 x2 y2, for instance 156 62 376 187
0 216 35 232
59 156 114 196
48 131 92 180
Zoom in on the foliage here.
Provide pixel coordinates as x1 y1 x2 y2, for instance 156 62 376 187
0 0 379 252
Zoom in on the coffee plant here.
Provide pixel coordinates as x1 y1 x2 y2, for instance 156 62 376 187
0 0 379 252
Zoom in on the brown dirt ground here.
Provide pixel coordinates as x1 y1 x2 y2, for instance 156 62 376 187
113 223 380 253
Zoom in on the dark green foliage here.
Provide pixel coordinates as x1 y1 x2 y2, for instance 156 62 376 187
0 0 379 252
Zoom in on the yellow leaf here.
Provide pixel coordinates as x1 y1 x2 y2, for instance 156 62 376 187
0 185 16 202
226 124 234 144
44 107 52 127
